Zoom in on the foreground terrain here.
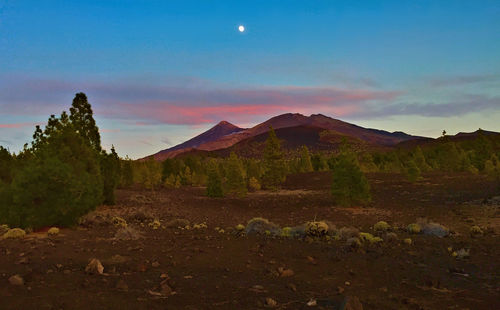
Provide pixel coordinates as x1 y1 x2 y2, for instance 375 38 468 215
1 172 499 310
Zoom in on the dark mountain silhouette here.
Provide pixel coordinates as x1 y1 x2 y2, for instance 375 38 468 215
147 113 426 160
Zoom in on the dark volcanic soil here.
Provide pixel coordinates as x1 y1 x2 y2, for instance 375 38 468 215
1 172 499 310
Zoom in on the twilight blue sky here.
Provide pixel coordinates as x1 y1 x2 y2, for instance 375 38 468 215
1 0 499 158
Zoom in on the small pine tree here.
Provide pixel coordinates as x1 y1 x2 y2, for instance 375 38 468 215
206 160 223 197
101 145 121 205
141 158 162 192
248 177 261 191
224 152 247 197
120 157 134 187
405 159 421 182
331 150 371 206
261 127 286 190
413 146 431 172
299 146 313 173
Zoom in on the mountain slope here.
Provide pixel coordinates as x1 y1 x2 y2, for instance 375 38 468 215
149 113 425 159
151 121 244 160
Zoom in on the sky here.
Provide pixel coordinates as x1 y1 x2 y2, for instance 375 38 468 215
1 0 499 158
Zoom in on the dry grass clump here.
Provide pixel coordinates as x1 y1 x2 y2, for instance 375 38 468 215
112 216 128 228
373 221 391 232
2 228 26 239
359 232 383 244
47 227 60 236
470 225 483 237
148 219 161 230
407 223 421 234
305 221 329 237
0 224 9 235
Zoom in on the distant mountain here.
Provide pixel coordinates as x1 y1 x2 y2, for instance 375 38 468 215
151 121 244 160
147 113 426 160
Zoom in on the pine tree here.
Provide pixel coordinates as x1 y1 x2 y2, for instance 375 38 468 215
413 146 431 172
225 152 247 197
141 158 162 192
120 157 134 187
69 92 101 151
261 127 286 189
331 150 371 206
299 146 313 172
405 159 421 182
206 160 223 197
101 145 121 205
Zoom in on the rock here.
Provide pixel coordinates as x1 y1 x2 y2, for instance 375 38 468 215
109 254 129 264
346 237 361 248
278 267 294 277
114 226 143 241
340 296 363 310
151 261 160 268
421 222 449 237
245 218 280 236
9 274 24 286
287 283 297 292
337 286 345 294
165 218 190 228
85 258 104 275
116 279 128 291
160 282 173 296
306 298 317 306
265 297 278 308
47 227 60 236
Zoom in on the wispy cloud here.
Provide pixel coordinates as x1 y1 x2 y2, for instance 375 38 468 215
429 74 500 87
1 75 498 128
0 122 39 128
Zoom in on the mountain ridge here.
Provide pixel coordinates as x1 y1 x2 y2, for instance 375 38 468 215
147 113 427 160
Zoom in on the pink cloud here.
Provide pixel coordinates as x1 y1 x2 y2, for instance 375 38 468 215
0 122 38 129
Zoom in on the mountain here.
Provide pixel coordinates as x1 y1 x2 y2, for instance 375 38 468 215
148 113 425 160
151 121 244 160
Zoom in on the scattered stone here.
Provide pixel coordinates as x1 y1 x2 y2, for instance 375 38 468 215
339 227 360 240
278 267 294 277
340 296 363 310
151 261 160 268
165 218 190 228
160 282 173 296
109 254 129 264
346 237 361 248
337 286 345 294
2 228 26 239
265 297 278 308
249 285 267 293
306 256 317 265
47 227 60 236
344 281 351 286
385 232 398 242
85 258 104 275
420 222 449 237
116 279 128 291
287 283 297 292
307 298 317 306
114 226 143 241
8 274 24 286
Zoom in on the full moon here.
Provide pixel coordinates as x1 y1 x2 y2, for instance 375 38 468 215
238 25 245 32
